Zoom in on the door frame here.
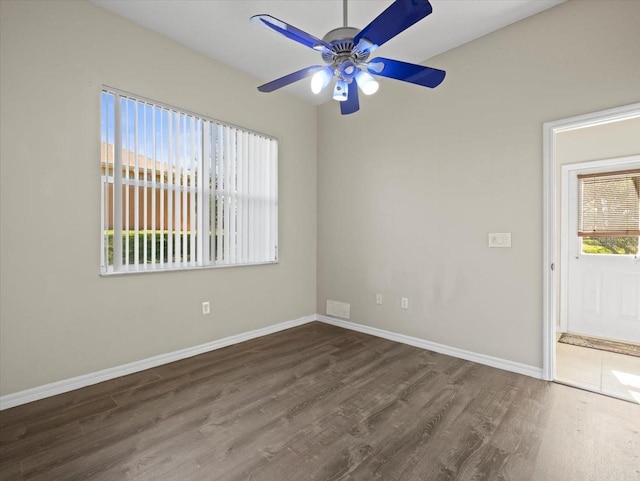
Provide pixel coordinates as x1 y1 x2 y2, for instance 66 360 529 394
560 155 640 333
542 102 640 381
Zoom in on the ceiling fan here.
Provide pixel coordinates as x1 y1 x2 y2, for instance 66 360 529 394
250 0 446 115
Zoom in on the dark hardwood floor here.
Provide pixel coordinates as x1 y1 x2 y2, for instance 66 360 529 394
1 322 638 481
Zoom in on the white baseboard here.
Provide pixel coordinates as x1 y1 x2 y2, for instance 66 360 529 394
0 313 543 411
317 315 543 380
0 314 316 411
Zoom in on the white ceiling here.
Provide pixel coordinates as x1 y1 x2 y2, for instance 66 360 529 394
91 0 564 105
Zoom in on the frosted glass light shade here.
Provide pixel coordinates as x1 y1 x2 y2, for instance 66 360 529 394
355 71 379 95
311 67 332 94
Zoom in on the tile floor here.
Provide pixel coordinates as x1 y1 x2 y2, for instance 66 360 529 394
556 339 640 403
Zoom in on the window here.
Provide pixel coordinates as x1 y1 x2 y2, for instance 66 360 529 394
578 169 640 255
100 88 278 274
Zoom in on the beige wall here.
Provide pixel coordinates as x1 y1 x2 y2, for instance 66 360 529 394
0 0 317 395
556 119 640 167
317 0 640 368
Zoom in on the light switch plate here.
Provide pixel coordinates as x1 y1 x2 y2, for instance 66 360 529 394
489 233 511 248
202 301 211 315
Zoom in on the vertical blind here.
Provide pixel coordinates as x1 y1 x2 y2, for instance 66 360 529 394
100 89 278 274
577 169 640 237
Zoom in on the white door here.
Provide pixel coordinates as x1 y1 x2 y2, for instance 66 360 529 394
566 164 640 343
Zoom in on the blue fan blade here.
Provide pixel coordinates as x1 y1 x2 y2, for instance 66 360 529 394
251 15 331 53
340 83 360 115
354 0 433 51
258 66 324 93
368 57 445 88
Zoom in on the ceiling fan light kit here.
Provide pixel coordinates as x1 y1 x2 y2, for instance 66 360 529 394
311 67 333 94
333 79 349 102
250 0 446 115
355 71 379 96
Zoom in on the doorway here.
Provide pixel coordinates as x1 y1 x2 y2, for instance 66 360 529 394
542 102 640 402
556 158 640 402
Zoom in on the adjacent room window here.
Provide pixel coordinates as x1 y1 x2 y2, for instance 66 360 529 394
578 169 640 255
100 88 278 274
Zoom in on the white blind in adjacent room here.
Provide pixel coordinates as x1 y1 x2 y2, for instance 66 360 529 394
577 169 640 237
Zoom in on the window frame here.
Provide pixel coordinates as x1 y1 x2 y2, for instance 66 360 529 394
100 86 279 276
576 168 640 257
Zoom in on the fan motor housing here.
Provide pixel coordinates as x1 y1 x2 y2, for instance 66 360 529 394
321 27 370 64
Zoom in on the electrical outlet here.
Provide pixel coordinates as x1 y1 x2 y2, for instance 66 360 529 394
202 301 211 315
376 294 383 305
401 297 409 309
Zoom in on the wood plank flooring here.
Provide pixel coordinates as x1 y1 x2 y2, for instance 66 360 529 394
1 322 638 481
